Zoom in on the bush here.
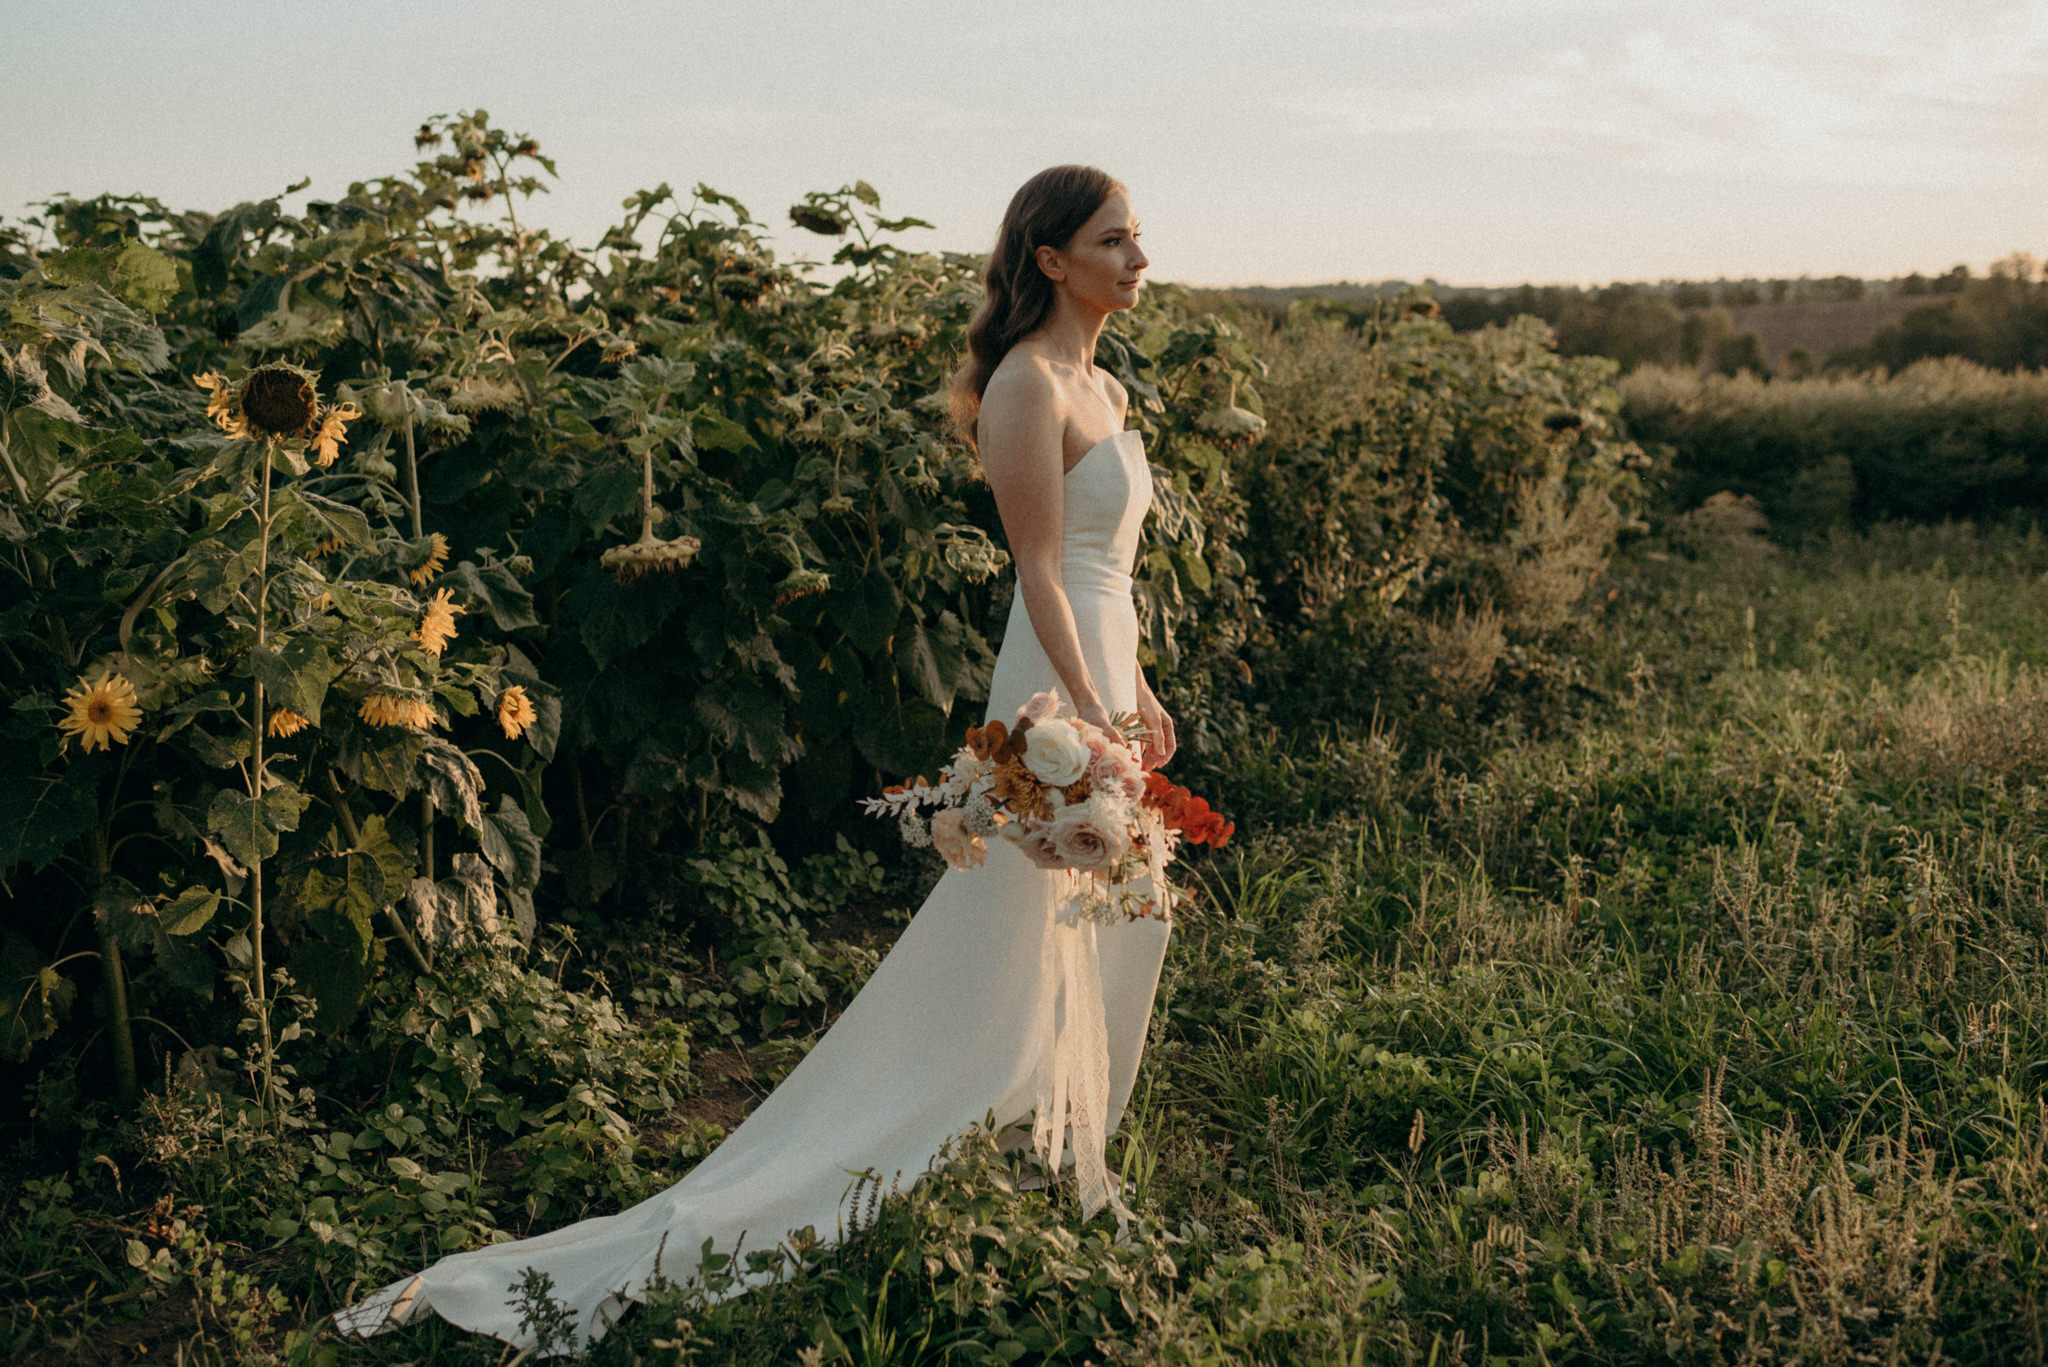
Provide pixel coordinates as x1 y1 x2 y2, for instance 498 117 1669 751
1623 358 2048 538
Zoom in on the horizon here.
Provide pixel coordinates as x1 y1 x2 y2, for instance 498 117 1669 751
4 2 2041 288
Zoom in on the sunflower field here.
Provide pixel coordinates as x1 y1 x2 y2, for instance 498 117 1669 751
0 113 1728 1364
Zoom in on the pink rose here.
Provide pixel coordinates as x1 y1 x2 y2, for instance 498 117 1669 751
931 809 987 870
1049 801 1132 875
1011 824 1067 869
1017 690 1060 724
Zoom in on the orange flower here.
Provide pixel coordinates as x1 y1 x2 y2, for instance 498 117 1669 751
267 708 311 739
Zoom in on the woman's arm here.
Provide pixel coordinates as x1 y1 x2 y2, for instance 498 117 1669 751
978 362 1113 731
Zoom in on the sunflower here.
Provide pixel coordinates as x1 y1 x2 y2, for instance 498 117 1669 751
358 692 435 730
267 708 311 739
194 372 250 440
58 671 143 752
413 588 463 657
240 362 321 440
497 685 537 740
601 533 701 582
311 402 361 467
409 532 450 587
310 536 348 557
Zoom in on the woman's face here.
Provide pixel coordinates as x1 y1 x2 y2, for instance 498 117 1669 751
1041 191 1148 312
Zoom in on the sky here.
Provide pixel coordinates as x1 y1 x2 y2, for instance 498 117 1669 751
3 0 2042 289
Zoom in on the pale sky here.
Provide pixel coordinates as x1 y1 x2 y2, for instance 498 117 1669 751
3 1 2042 287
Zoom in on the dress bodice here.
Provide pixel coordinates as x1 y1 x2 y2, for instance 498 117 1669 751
985 429 1152 725
1059 429 1152 593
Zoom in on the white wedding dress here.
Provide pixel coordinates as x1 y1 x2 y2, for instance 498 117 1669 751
335 429 1171 1354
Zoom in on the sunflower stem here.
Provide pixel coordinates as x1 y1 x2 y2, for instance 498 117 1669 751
247 441 278 1108
89 823 137 1102
322 767 433 977
401 404 423 539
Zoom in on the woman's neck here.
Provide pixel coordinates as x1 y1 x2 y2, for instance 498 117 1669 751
1032 294 1111 371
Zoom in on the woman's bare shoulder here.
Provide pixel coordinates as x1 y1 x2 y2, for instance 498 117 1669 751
981 348 1063 420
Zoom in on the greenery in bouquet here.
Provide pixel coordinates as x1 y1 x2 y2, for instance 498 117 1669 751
861 689 1229 922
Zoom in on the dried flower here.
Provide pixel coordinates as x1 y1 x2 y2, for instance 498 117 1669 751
358 692 435 730
58 671 142 752
267 708 311 739
240 362 320 439
311 402 361 466
413 588 463 657
409 532 449 587
195 371 250 440
497 685 537 740
601 533 701 582
310 535 348 557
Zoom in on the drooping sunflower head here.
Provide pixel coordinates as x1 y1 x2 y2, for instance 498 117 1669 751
413 588 464 658
601 533 701 583
409 532 450 587
358 692 436 731
497 685 537 740
268 708 311 739
58 670 143 752
240 361 321 439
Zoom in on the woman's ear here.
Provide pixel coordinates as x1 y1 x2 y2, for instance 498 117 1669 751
1034 243 1066 282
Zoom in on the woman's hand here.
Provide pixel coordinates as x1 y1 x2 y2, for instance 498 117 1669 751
1075 696 1117 737
1134 671 1176 770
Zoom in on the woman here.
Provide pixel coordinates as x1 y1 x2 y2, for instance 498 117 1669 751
336 164 1174 1355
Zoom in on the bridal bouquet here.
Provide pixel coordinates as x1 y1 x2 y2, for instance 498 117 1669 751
862 689 1232 921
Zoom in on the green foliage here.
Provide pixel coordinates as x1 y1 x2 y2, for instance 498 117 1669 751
1624 358 2048 538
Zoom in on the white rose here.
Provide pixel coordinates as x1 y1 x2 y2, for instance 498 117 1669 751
1021 720 1090 787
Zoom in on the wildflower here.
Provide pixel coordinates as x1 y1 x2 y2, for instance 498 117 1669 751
409 532 450 586
58 671 142 752
195 371 250 439
268 708 311 739
413 588 463 657
240 362 320 439
358 692 435 730
310 402 361 467
497 685 537 740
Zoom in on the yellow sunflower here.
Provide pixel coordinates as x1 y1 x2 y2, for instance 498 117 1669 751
58 671 143 752
409 532 450 587
311 402 361 467
413 588 463 657
497 685 537 740
358 692 435 730
267 708 311 739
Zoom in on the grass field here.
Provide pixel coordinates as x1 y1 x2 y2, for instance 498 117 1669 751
12 523 2048 1364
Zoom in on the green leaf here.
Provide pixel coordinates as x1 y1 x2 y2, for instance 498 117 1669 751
250 638 342 725
829 570 899 657
161 887 220 936
207 783 308 869
110 241 180 313
479 796 541 892
445 558 539 632
419 738 485 830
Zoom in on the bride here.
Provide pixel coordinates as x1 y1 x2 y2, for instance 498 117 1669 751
337 164 1174 1355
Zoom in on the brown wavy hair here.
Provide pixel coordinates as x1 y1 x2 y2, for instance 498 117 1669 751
949 165 1125 449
